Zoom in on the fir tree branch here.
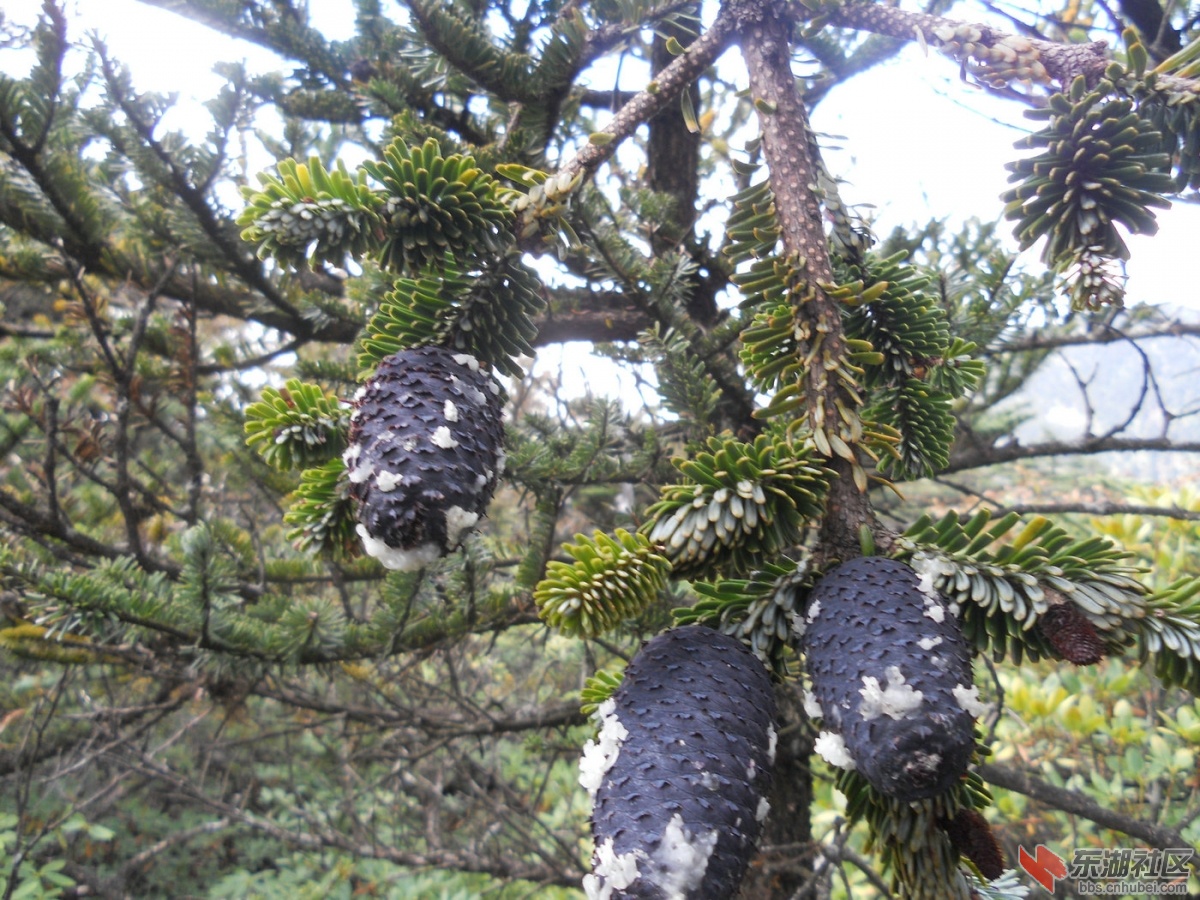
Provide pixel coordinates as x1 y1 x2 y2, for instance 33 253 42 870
0 321 55 339
255 683 586 736
558 8 738 184
122 747 583 885
822 0 1200 95
137 0 348 86
0 490 148 570
649 10 703 254
43 396 60 532
533 300 654 345
976 762 1192 850
110 817 233 884
55 261 191 564
0 120 107 272
802 0 958 103
933 478 1200 520
0 218 325 353
737 0 876 558
825 2 1111 85
809 838 896 899
194 337 310 376
112 274 162 565
402 0 538 102
0 687 187 778
739 7 833 279
578 88 640 109
994 501 1200 520
0 17 108 271
182 292 202 525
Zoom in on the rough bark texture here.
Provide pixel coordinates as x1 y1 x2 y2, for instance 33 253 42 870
827 2 1111 86
738 2 833 280
649 7 722 327
649 11 702 251
737 0 879 560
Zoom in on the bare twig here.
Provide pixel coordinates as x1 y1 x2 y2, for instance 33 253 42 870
1002 321 1200 355
976 762 1194 850
947 436 1200 473
558 9 738 184
934 479 1200 521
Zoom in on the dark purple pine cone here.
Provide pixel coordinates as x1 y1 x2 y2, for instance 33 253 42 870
581 626 777 900
800 557 981 802
343 346 505 570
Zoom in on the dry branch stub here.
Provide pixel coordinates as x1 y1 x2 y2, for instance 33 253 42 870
582 626 777 899
343 345 505 570
801 557 978 801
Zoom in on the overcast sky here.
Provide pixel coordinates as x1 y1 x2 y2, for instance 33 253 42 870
4 0 1198 317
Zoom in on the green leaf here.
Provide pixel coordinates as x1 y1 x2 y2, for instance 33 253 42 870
680 88 700 134
897 511 1148 664
834 740 994 898
865 378 955 479
678 556 811 670
237 157 381 268
581 668 625 716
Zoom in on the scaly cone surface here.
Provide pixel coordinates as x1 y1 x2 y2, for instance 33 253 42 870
581 626 777 900
343 346 505 570
801 557 978 801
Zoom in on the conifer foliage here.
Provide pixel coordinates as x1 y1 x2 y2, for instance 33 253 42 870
0 0 1199 898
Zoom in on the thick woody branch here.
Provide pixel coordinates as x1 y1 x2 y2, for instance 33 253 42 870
992 501 1200 521
737 0 877 558
933 479 1200 521
738 4 834 281
1001 320 1200 353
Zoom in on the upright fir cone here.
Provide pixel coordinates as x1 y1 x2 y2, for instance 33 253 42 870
801 557 980 801
581 626 776 900
343 346 505 570
1038 600 1106 665
942 808 1005 881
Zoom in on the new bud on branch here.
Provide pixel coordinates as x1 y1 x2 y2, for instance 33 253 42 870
582 626 777 900
343 346 506 570
801 557 979 801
